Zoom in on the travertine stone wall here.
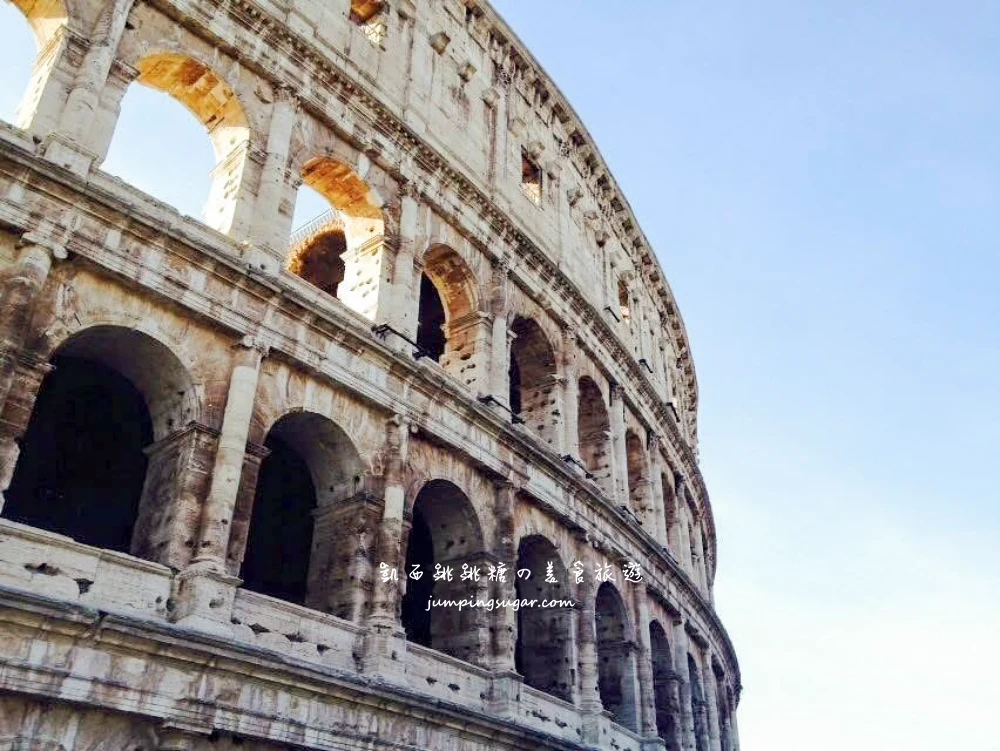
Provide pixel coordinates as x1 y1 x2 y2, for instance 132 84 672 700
0 0 740 749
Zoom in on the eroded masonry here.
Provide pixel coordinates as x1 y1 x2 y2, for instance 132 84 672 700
0 0 741 749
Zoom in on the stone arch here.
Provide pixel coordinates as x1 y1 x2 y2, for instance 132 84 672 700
578 376 612 495
595 581 638 731
625 429 651 525
514 534 574 702
4 325 201 567
237 410 366 614
98 52 252 234
417 244 488 387
649 620 680 750
401 478 487 664
286 156 385 319
508 316 558 443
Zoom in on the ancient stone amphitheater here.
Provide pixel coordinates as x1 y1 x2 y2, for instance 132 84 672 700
0 0 741 749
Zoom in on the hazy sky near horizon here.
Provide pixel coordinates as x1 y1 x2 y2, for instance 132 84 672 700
2 1 998 748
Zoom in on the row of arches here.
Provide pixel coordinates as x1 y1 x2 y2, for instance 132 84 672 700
0 322 730 744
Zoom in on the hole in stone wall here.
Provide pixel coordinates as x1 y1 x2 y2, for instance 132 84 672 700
241 432 316 605
650 621 679 748
514 536 573 702
5 355 153 553
521 149 543 206
595 582 638 731
618 279 631 322
508 317 556 439
401 480 484 663
416 273 447 361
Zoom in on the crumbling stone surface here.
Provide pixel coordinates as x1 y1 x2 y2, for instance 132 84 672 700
0 0 740 749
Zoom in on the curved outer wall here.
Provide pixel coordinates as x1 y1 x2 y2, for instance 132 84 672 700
0 0 741 750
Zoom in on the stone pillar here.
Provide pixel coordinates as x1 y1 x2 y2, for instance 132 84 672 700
173 337 266 633
561 331 580 459
648 437 668 546
486 258 511 412
192 338 266 568
703 654 722 751
690 517 707 592
0 236 65 411
86 58 136 166
609 382 629 507
379 184 421 349
248 87 299 258
17 28 83 139
43 0 137 174
362 414 409 680
673 620 697 751
484 481 521 720
577 545 610 746
488 481 517 672
633 590 658 738
0 355 52 513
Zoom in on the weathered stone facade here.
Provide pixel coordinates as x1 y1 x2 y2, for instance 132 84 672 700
0 0 740 749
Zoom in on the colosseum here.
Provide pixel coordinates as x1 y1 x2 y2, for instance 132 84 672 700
0 0 741 749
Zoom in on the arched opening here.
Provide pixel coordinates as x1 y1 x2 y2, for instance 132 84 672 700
650 621 679 750
578 377 612 494
625 430 650 525
418 245 482 381
239 411 363 612
101 54 249 232
688 654 709 751
508 317 557 442
416 273 446 361
288 223 347 298
595 582 638 731
4 326 198 564
401 479 485 664
287 157 384 319
714 665 731 751
514 535 573 701
618 279 631 322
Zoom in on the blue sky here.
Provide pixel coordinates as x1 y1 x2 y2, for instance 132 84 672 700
3 1 999 747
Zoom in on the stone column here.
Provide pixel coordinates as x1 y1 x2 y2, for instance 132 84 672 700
380 185 421 349
44 0 137 174
486 257 511 412
561 331 580 459
633 589 659 738
173 337 266 633
690 517 707 593
489 480 517 671
673 620 697 751
703 654 722 751
249 87 299 257
362 414 409 680
609 381 629 507
0 235 65 412
648 437 668 547
17 28 83 139
0 355 52 513
577 544 611 746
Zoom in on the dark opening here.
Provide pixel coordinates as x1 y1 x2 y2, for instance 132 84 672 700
5 356 152 553
508 353 522 415
240 432 317 604
596 582 637 730
401 505 434 646
416 273 447 361
650 621 679 749
618 279 631 321
288 230 347 298
514 536 573 701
